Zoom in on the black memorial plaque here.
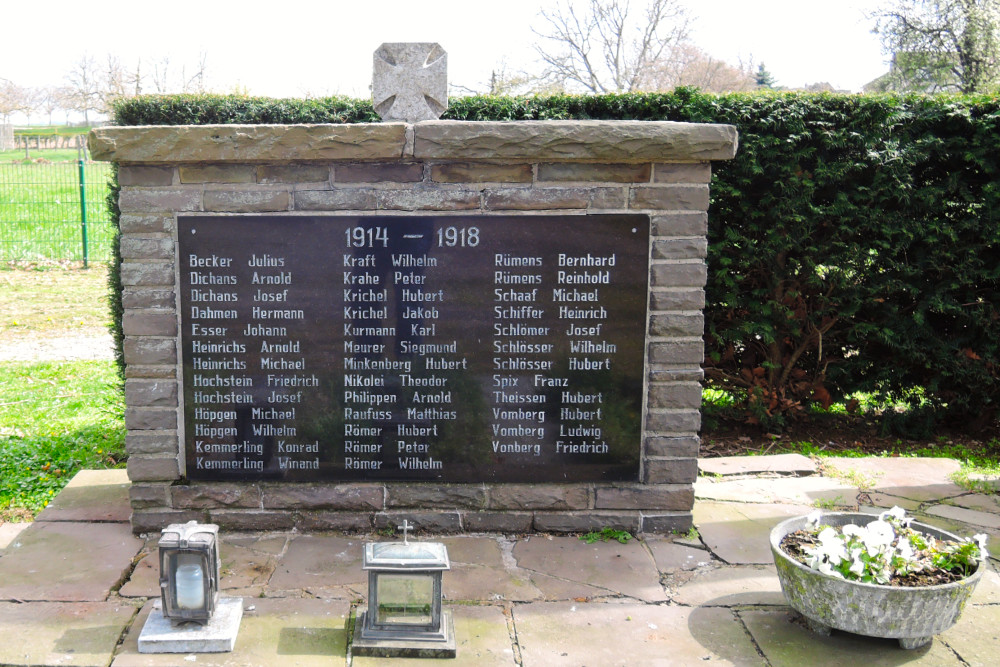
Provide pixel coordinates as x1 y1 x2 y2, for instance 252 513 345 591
178 215 649 483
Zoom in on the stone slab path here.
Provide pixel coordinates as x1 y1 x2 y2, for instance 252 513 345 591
0 458 998 666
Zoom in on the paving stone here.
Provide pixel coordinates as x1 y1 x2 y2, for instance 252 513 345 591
445 563 542 603
0 521 30 549
644 536 711 572
522 571 612 601
945 493 1000 513
112 597 350 667
857 493 922 512
516 602 762 666
925 503 1000 530
35 469 131 523
939 603 1000 667
353 604 515 666
693 501 815 565
695 476 857 507
267 535 365 597
512 535 666 602
673 565 786 607
968 567 1000 605
0 521 143 601
699 454 816 477
823 457 967 501
742 609 963 666
119 551 159 598
0 600 137 667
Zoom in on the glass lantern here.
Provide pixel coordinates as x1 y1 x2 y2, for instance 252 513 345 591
354 521 455 657
157 521 221 625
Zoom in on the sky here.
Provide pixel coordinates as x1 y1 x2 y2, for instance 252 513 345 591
2 0 888 123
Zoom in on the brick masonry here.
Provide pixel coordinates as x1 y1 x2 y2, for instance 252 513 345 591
90 120 738 535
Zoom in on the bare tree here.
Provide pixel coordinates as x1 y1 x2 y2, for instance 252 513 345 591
38 86 65 125
64 55 104 124
640 44 755 92
534 0 690 93
0 78 31 123
872 0 1000 93
181 52 209 93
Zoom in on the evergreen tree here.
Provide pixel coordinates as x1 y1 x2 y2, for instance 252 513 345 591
754 63 777 88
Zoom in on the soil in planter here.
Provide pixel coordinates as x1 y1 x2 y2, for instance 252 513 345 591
780 531 970 587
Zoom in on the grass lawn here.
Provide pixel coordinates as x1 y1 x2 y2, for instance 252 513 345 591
0 360 125 521
0 161 113 262
0 265 122 521
0 265 111 340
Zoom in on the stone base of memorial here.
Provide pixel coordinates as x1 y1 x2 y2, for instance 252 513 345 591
90 119 737 535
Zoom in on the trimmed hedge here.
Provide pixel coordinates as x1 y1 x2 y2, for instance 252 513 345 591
110 92 1000 433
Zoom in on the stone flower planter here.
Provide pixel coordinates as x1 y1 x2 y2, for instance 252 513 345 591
770 512 984 649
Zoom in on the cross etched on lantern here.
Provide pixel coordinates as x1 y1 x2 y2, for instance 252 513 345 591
372 43 448 122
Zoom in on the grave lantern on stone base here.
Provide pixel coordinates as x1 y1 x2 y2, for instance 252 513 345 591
137 521 243 654
158 521 221 623
353 520 456 658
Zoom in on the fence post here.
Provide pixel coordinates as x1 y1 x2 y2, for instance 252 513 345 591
78 157 89 268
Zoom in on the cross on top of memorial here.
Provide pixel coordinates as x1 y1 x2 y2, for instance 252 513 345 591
372 42 448 122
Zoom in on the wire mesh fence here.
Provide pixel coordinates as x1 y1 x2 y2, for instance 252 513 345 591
0 161 114 264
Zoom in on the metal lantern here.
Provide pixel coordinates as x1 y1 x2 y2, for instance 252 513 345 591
353 521 456 658
158 521 221 625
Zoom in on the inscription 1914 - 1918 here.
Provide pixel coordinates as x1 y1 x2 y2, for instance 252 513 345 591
178 215 650 483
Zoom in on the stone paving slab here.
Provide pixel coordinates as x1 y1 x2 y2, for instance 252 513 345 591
0 600 138 667
35 469 131 523
924 503 1000 530
945 493 1000 513
940 599 1000 666
672 565 785 607
644 537 712 573
699 453 816 477
695 476 857 507
446 562 543 603
693 501 815 565
823 457 967 501
0 521 30 549
512 535 666 602
516 602 764 666
0 521 143 601
267 535 365 598
353 604 515 666
742 609 964 666
113 597 350 667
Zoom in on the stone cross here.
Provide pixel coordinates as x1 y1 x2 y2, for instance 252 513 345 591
372 43 448 122
398 519 413 544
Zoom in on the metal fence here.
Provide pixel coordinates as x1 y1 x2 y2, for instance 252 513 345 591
0 161 113 265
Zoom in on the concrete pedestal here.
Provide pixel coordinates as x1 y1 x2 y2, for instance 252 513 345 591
138 597 243 653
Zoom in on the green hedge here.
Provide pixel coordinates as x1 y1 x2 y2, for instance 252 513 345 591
110 92 1000 433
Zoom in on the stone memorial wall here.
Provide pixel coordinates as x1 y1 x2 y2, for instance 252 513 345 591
89 119 737 534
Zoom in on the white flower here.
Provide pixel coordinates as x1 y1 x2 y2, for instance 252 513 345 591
973 534 990 560
849 551 865 575
897 538 914 561
863 520 896 554
818 560 844 579
842 524 863 538
806 510 823 526
817 527 848 565
879 506 907 522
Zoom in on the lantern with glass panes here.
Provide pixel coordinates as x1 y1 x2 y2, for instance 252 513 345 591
157 521 221 624
354 521 455 656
